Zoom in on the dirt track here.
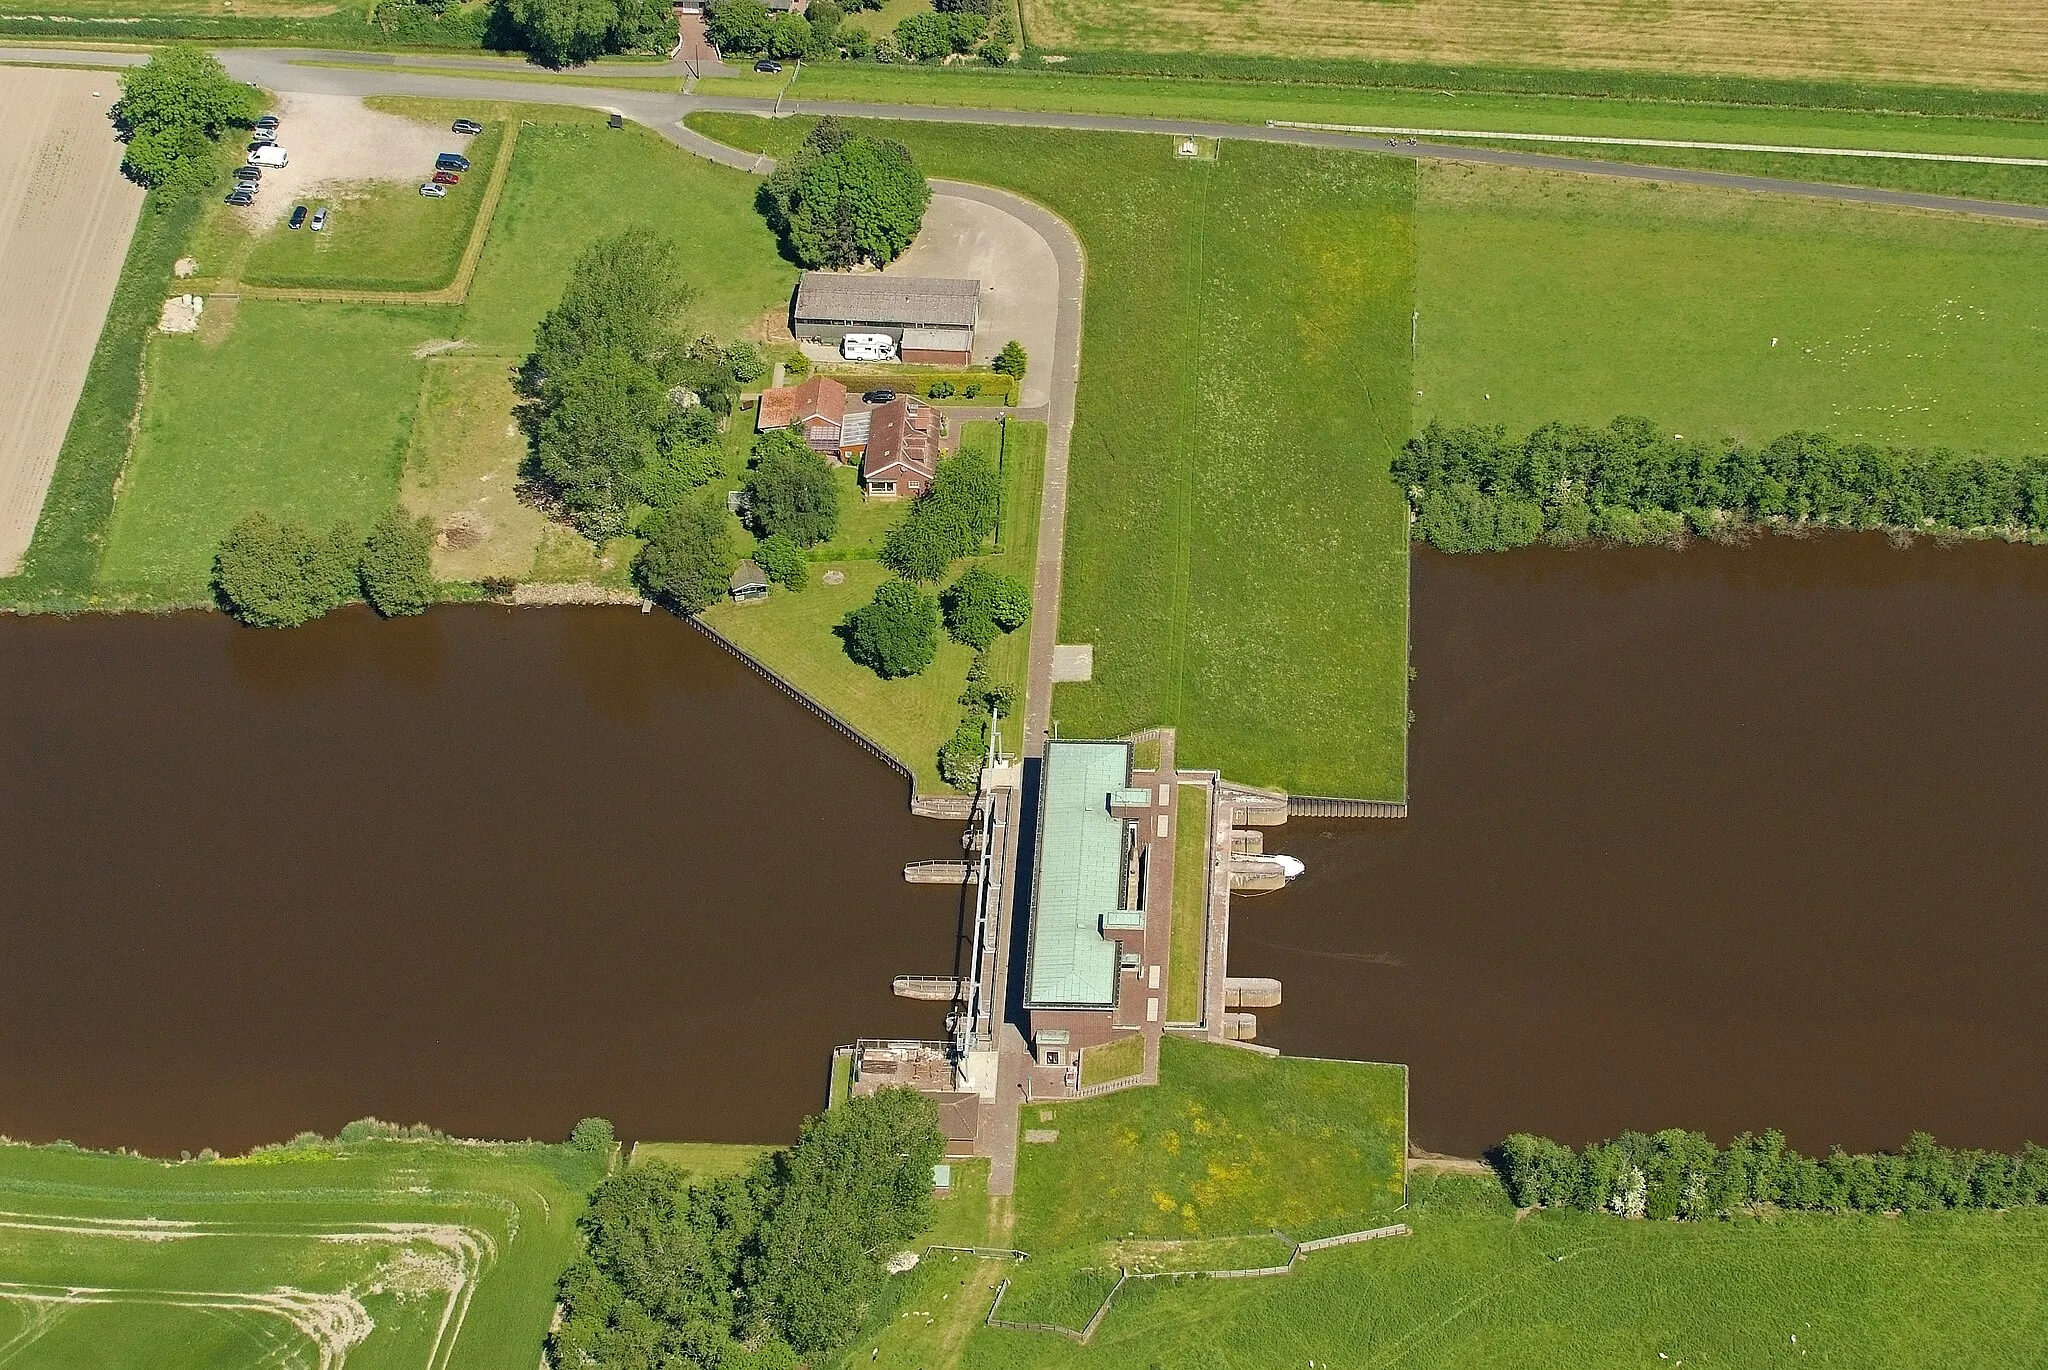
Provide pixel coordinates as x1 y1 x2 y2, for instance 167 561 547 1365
0 67 145 576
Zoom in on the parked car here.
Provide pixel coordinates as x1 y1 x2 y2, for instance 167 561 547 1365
754 59 782 73
435 152 469 172
289 205 307 230
418 183 448 198
451 118 482 135
225 188 254 206
247 145 287 168
249 130 276 147
254 114 279 130
862 388 898 404
310 207 328 232
232 166 262 184
431 169 460 185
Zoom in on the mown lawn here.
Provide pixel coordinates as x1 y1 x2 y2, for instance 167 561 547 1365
1416 161 2048 455
701 420 1045 793
98 301 455 602
691 115 1414 800
1014 1037 1406 1251
627 1141 774 1177
0 1135 602 1370
964 1174 2048 1368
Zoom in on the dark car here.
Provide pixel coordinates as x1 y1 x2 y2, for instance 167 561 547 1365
232 166 262 183
254 114 280 131
435 152 470 172
862 389 898 404
451 118 483 135
431 169 460 185
289 205 308 230
225 188 254 206
754 59 782 73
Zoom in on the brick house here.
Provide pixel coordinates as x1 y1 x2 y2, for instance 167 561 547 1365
860 396 943 498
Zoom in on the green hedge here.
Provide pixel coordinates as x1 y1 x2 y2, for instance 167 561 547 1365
1397 415 2048 553
819 368 1017 405
1498 1128 2048 1219
1018 48 2048 121
2 189 203 611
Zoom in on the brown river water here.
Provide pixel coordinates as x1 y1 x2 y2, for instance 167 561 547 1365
4 534 2046 1158
0 606 955 1156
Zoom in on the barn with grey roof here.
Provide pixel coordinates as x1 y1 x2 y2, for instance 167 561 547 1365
793 272 980 365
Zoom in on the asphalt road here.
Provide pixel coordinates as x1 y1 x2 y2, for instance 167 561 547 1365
11 44 2047 225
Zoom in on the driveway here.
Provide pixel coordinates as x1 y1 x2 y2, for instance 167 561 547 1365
884 191 1058 408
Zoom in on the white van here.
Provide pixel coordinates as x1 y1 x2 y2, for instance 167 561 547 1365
841 332 898 362
247 144 288 168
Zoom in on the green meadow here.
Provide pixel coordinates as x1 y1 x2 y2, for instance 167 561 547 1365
1415 161 2048 454
692 114 1415 801
0 1135 602 1370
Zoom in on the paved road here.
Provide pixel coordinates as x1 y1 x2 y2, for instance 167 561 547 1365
13 44 2048 225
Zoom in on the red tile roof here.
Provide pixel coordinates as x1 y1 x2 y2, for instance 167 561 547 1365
862 397 938 485
757 374 847 432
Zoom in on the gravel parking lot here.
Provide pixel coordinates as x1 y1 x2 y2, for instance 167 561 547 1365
235 93 470 229
883 193 1060 408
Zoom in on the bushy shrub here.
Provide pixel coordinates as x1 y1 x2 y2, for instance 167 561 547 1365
841 578 938 677
358 511 436 617
755 531 809 590
938 717 987 790
213 512 361 627
745 429 841 547
635 492 735 612
878 449 1000 581
940 564 1029 648
928 379 955 399
992 339 1028 379
763 117 930 268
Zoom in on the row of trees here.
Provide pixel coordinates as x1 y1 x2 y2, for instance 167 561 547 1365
110 45 261 190
878 446 1001 581
834 562 1028 681
213 510 436 626
526 230 764 539
763 117 931 270
1497 1128 2048 1221
550 1089 945 1370
705 0 1011 64
1399 415 2048 552
506 0 677 66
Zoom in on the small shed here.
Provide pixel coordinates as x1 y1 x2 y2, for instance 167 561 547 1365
730 560 770 603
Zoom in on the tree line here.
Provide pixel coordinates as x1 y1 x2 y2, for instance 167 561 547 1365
549 1089 945 1370
706 0 1012 66
1397 415 2048 553
1496 1128 2048 1220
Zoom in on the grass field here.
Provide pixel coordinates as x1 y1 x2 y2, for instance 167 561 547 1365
701 420 1045 793
98 301 455 602
458 113 796 355
962 1173 2048 1368
1415 161 2048 454
1021 0 2048 91
1165 782 1208 1022
691 115 1413 800
0 1134 602 1369
1076 1031 1144 1086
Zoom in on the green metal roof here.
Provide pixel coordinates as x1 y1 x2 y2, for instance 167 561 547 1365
1025 740 1132 1009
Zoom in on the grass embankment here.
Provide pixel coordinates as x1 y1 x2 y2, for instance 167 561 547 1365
840 1157 1007 1370
1019 0 2048 91
692 114 1413 800
1416 162 2048 454
1077 1030 1144 1086
0 1134 603 1369
628 1141 775 1176
701 419 1045 793
1165 782 1208 1022
966 1172 2048 1368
